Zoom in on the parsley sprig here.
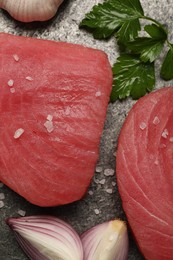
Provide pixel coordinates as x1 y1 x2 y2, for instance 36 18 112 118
80 0 173 101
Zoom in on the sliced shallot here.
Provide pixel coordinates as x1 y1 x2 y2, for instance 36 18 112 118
6 215 83 260
81 219 129 260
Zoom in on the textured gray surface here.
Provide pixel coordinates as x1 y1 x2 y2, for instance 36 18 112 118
0 0 173 259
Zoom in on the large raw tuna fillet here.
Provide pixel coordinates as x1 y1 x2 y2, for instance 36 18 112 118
0 33 112 207
116 87 173 259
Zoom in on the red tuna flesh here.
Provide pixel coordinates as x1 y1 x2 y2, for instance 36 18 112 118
116 87 173 259
0 33 112 207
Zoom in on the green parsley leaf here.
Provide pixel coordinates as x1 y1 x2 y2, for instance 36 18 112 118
144 24 168 40
125 24 167 63
126 37 165 62
110 54 155 101
116 19 141 43
80 0 173 101
80 0 144 39
160 45 173 80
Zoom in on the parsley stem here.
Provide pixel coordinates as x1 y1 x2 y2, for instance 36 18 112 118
141 16 167 34
142 16 173 47
167 41 172 48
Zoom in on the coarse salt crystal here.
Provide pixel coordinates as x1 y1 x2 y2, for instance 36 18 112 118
94 178 99 184
95 166 102 173
88 190 94 195
13 54 19 62
162 129 169 139
112 181 116 186
7 79 14 87
14 128 24 139
109 234 118 242
169 137 173 142
0 201 4 208
0 182 4 188
160 143 166 148
65 107 71 116
139 122 147 130
106 188 113 194
149 154 154 160
0 193 5 200
17 209 26 216
99 179 106 185
10 88 15 93
47 114 53 121
95 91 101 97
153 116 160 125
26 76 33 81
44 120 54 133
94 209 100 215
104 169 115 176
154 160 159 166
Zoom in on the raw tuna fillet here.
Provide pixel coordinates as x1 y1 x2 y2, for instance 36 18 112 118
0 33 112 207
116 87 173 259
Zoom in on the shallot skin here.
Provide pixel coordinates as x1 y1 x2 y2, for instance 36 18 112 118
0 0 64 22
116 87 173 259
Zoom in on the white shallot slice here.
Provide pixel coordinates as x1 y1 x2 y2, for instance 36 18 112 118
6 215 83 260
81 219 129 260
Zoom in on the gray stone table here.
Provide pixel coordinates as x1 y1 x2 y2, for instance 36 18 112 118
0 0 173 259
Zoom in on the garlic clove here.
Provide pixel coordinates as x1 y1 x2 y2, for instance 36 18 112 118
6 215 83 260
0 0 64 22
81 219 129 260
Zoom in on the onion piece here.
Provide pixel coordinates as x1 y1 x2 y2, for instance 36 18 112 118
81 219 129 260
6 215 83 260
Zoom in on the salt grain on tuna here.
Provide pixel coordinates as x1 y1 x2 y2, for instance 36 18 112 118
149 154 154 160
140 122 147 130
65 107 71 116
26 76 33 81
104 168 115 176
154 160 159 166
13 54 19 62
7 79 14 87
0 201 4 208
160 143 167 148
10 88 15 93
14 128 25 139
44 120 54 133
47 114 53 121
153 116 160 125
95 91 101 97
162 129 169 139
169 137 173 142
0 193 5 200
94 209 100 215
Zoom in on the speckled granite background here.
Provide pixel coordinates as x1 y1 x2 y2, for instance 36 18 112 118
0 0 173 259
